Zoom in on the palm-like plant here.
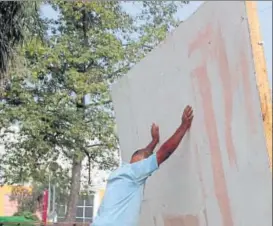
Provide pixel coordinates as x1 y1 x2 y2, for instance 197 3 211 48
0 2 25 76
0 1 44 97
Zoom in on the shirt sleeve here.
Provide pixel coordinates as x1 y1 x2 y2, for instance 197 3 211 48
130 153 159 184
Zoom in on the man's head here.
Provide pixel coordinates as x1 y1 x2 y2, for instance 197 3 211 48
130 123 159 163
130 148 152 163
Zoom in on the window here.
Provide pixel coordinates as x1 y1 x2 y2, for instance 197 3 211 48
76 198 93 223
57 195 94 223
85 207 93 218
57 204 66 222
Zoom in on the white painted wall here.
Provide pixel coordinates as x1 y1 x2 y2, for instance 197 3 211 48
111 2 272 226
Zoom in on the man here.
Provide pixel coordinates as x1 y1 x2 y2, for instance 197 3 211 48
92 105 194 226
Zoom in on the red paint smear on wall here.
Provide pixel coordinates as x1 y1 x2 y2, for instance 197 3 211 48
185 12 260 226
214 26 238 167
191 79 209 226
188 23 234 226
191 77 207 202
189 23 238 168
192 65 234 226
188 24 213 57
192 79 209 226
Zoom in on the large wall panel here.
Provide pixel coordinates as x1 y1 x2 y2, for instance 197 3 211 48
111 2 272 226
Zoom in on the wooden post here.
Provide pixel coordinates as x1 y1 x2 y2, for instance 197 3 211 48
245 1 272 171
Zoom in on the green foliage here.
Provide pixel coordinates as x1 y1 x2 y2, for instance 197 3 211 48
13 212 39 222
0 1 45 91
10 184 44 214
0 2 24 74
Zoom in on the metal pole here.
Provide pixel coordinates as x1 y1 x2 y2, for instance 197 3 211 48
48 174 51 215
52 185 56 212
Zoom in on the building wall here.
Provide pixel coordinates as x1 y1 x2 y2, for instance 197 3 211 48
93 189 105 219
0 185 42 218
111 1 272 226
0 184 105 222
0 185 17 216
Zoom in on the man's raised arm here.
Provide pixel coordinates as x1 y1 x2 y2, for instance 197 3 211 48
156 106 193 165
144 123 159 155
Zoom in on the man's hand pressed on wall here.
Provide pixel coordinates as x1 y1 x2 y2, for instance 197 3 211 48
181 105 194 129
151 123 159 142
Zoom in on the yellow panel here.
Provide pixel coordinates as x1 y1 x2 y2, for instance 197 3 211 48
0 185 13 215
0 185 31 216
98 189 105 205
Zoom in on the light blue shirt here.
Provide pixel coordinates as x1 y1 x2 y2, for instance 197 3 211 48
92 153 159 226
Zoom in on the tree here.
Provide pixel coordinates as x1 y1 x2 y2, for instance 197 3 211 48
0 1 25 98
0 2 24 74
0 1 188 221
0 1 45 95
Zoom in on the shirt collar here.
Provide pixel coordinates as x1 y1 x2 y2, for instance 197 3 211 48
120 161 129 166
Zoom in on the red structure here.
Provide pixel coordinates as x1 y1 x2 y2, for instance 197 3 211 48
42 190 49 225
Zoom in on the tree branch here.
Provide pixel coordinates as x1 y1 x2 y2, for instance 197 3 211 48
86 143 106 148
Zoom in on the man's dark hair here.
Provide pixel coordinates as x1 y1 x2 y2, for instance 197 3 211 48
132 149 142 158
131 148 150 159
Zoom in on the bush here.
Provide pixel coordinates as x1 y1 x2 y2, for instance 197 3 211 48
13 212 39 222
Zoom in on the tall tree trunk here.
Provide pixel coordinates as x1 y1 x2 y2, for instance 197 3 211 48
65 6 90 221
65 158 82 222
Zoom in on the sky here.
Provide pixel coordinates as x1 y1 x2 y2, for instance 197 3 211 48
41 1 272 89
258 1 272 90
